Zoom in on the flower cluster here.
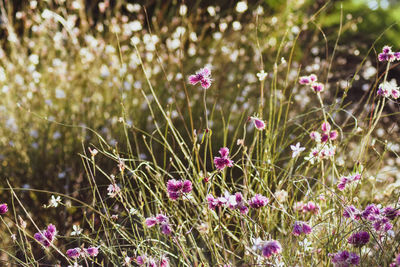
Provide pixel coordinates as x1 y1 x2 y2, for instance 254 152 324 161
34 224 57 247
252 238 282 258
136 255 169 267
389 253 400 267
305 122 338 164
329 251 360 267
299 73 324 93
214 147 234 170
248 194 269 209
0 203 8 214
294 201 320 214
337 173 361 191
188 67 212 89
66 246 99 259
145 214 172 235
343 204 400 234
378 46 400 62
166 179 192 200
292 221 312 236
207 192 248 214
347 231 370 247
377 81 400 99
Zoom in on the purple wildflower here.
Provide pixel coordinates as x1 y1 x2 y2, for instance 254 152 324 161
348 231 370 247
66 248 81 259
145 214 172 236
261 240 282 258
330 251 360 266
337 173 361 191
343 205 361 220
189 67 212 89
136 255 146 265
249 194 269 209
145 217 158 227
166 179 192 200
292 221 312 236
34 224 57 247
85 246 99 257
251 116 266 130
0 203 8 214
159 256 169 267
161 223 172 235
214 147 233 170
311 82 324 93
383 207 400 220
378 46 396 62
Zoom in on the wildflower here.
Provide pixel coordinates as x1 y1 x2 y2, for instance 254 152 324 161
214 147 233 170
0 203 8 214
85 246 99 257
136 255 146 265
251 116 266 130
348 231 370 247
256 70 268 81
159 256 169 267
71 224 82 236
330 251 360 266
49 195 62 208
303 201 319 214
66 248 81 259
290 142 305 158
166 179 192 200
377 81 400 99
337 173 361 191
225 192 248 214
145 214 172 236
262 240 282 258
378 45 396 62
311 82 324 93
299 74 317 85
292 221 312 236
34 224 57 247
188 67 212 89
249 194 269 209
107 183 121 198
383 206 400 220
89 147 98 157
343 205 361 221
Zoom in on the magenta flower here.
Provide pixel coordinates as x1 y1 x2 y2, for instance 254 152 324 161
303 201 319 214
66 248 81 259
337 173 361 191
34 224 57 247
0 203 8 214
166 179 192 200
348 231 370 247
136 255 146 265
383 206 400 220
378 45 396 62
145 214 172 236
311 82 324 93
159 256 169 267
261 240 282 258
249 194 269 209
189 67 212 89
330 251 360 266
214 147 233 170
251 116 266 130
292 221 312 236
85 246 99 257
343 205 361 221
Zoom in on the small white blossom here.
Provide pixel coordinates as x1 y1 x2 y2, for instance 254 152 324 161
256 70 268 81
49 195 62 208
290 142 306 158
71 224 83 236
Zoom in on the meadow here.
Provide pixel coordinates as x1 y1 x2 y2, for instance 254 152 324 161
1 0 400 266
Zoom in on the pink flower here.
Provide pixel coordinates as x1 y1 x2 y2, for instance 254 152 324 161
145 217 158 227
311 82 324 93
303 201 319 214
262 240 282 258
214 147 233 170
292 221 312 236
189 67 212 89
85 246 99 257
251 117 266 130
34 224 57 247
66 248 81 259
0 203 8 214
249 194 269 209
166 179 192 200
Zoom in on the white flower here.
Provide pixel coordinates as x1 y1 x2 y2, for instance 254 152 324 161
107 184 121 198
71 224 82 236
299 238 313 252
49 195 61 207
235 1 248 13
256 70 268 81
290 142 306 158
